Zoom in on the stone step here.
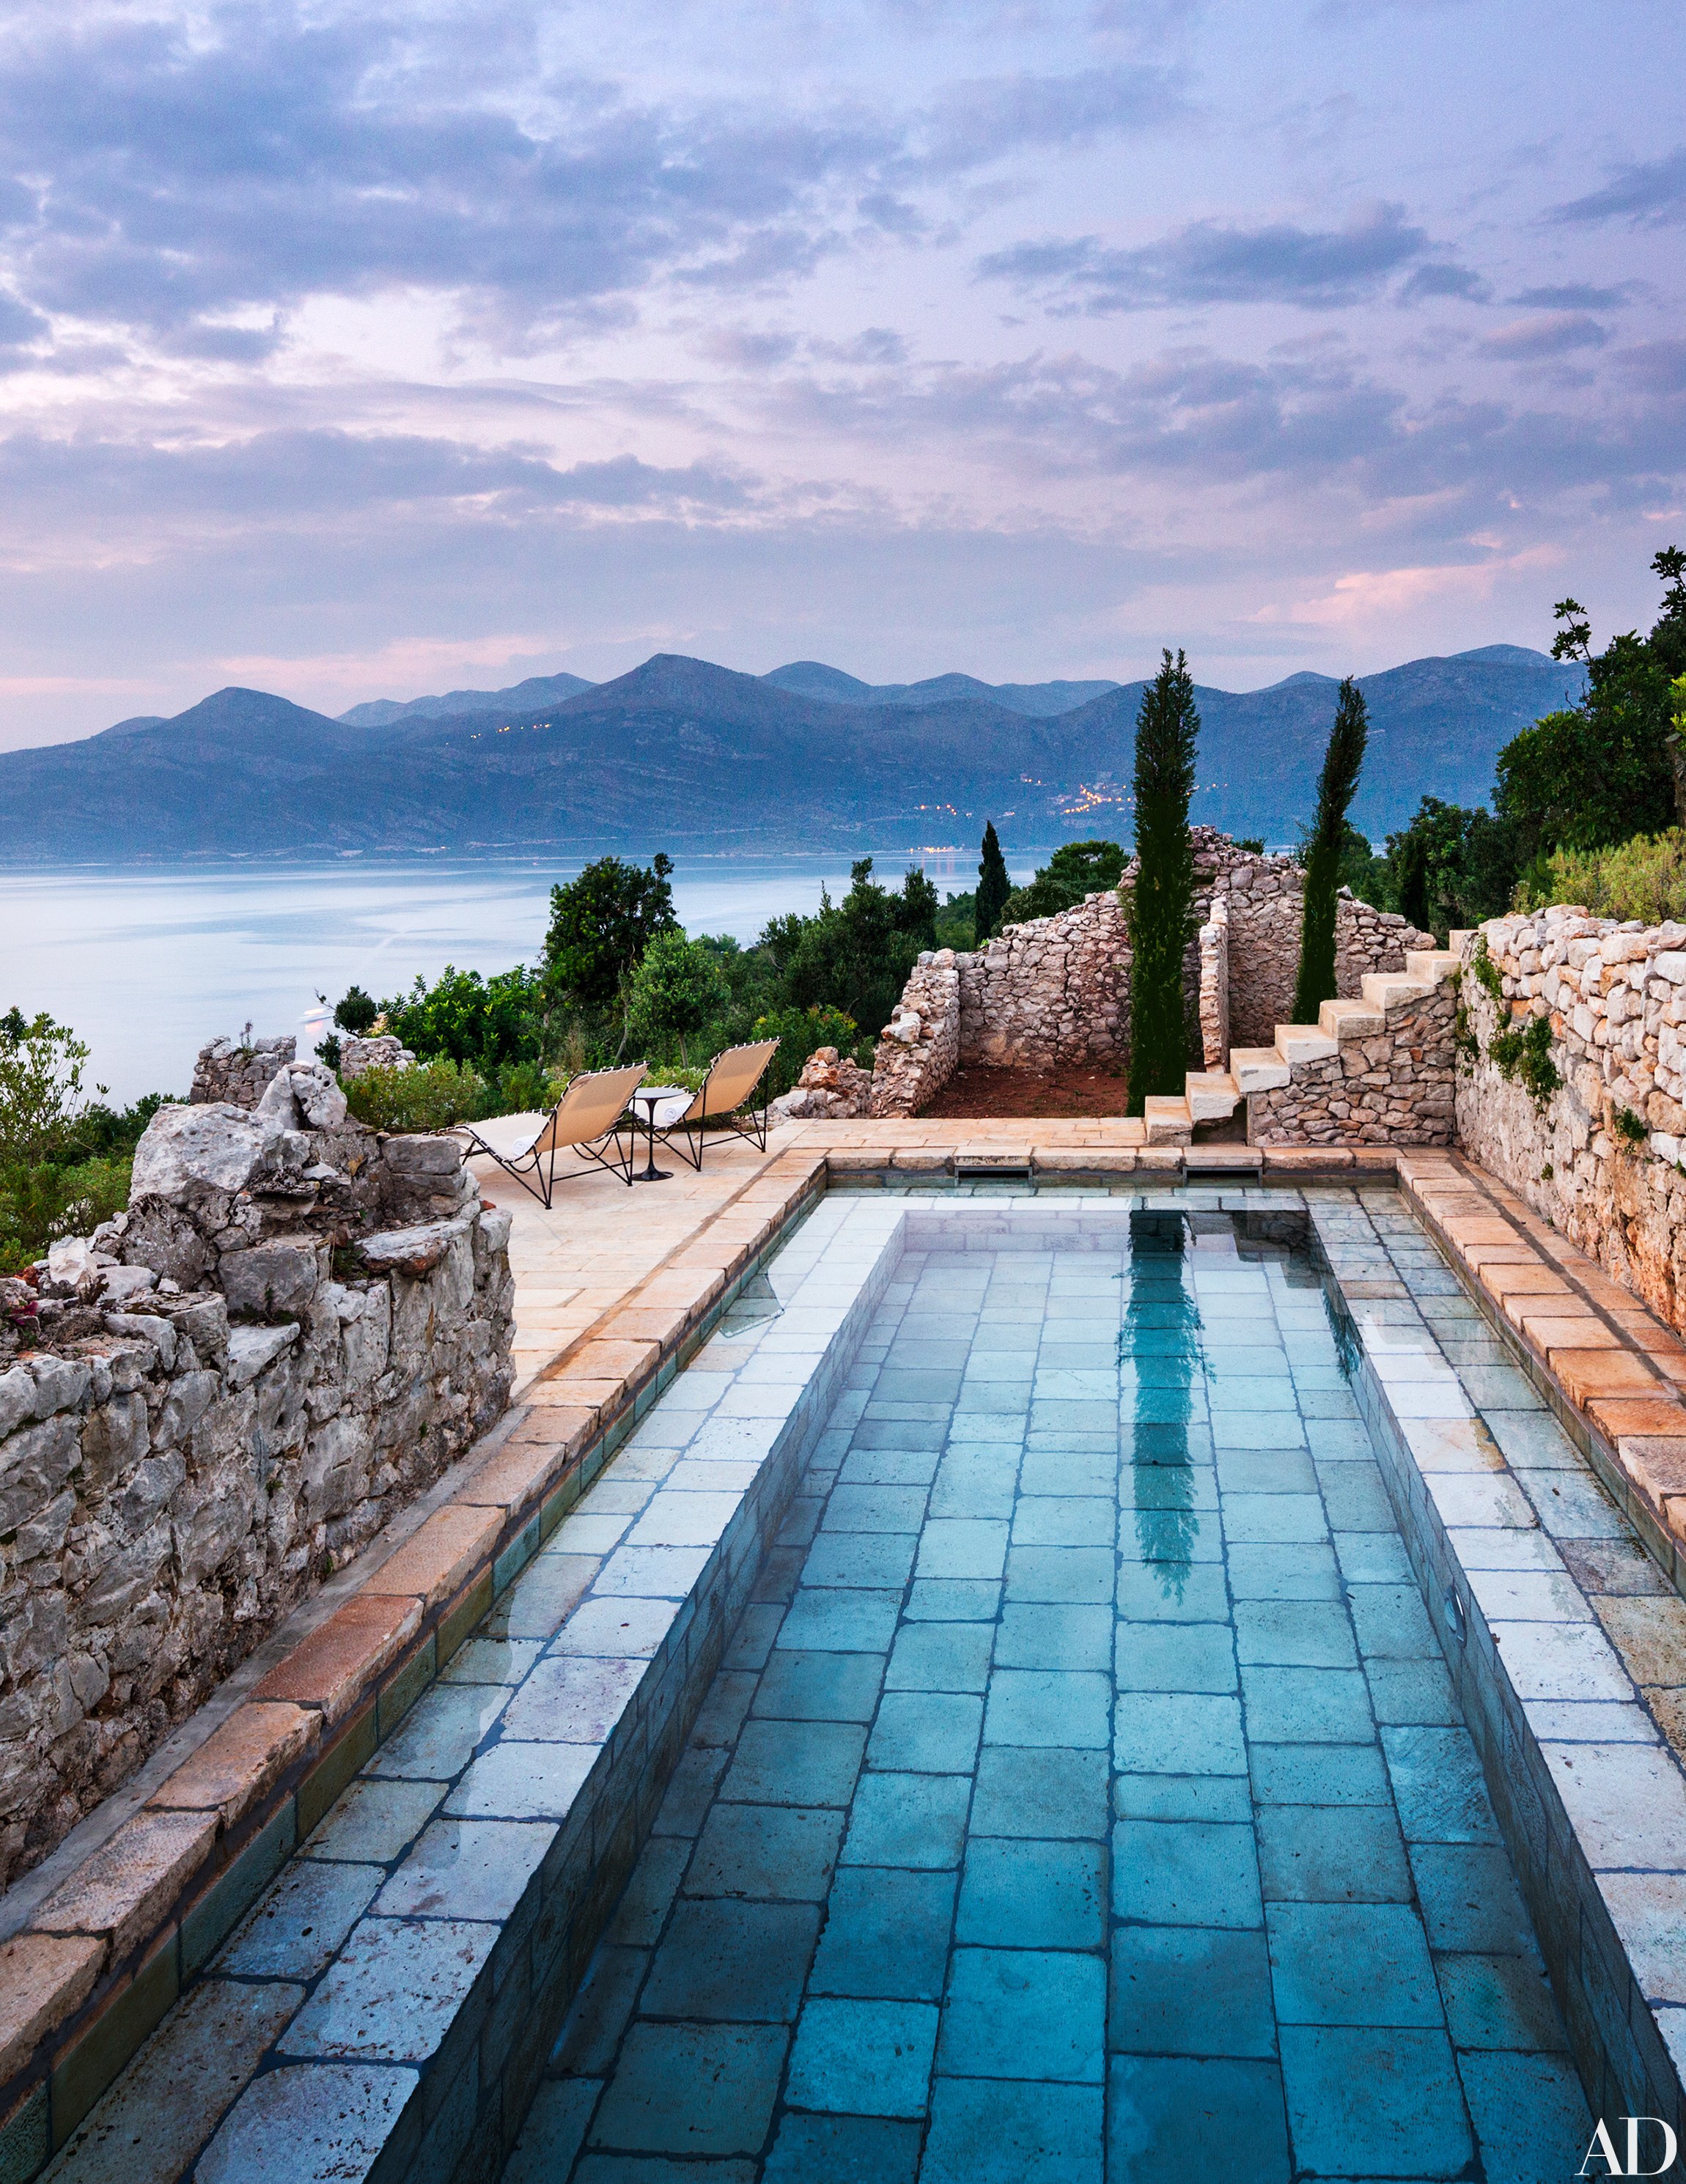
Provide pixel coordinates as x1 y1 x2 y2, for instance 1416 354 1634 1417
1360 971 1436 1013
1404 949 1462 983
1448 929 1476 956
1143 1095 1193 1144
1185 1071 1242 1121
1229 1047 1292 1094
1273 1023 1339 1066
1318 997 1384 1041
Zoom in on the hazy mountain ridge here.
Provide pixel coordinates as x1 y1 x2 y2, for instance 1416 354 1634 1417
0 646 1587 863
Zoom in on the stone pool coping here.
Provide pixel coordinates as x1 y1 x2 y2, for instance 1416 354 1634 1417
8 1127 1686 2174
1311 1181 1686 2144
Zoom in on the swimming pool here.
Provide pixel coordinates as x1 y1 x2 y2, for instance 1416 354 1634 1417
501 1203 1591 2181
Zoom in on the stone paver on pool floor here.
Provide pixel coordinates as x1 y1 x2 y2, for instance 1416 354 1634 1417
504 1211 1591 2183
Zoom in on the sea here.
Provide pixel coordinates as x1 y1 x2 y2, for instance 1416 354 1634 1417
5 849 1046 1102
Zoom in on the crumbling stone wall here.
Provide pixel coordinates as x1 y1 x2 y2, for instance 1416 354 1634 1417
0 1059 513 1887
1457 909 1686 1335
340 1033 418 1080
872 954 963 1118
188 1036 295 1107
869 829 1432 1113
1199 896 1231 1069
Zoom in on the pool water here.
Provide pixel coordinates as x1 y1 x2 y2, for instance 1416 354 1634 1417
504 1209 1592 2181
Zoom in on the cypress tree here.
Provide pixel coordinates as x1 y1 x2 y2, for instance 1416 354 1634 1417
1126 650 1201 1115
1292 677 1369 1023
975 821 1011 942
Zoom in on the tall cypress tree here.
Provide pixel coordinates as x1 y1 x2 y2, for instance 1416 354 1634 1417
1127 651 1201 1115
1292 678 1369 1023
975 821 1011 942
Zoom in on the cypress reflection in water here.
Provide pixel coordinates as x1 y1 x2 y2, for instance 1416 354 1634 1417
1122 1210 1207 1601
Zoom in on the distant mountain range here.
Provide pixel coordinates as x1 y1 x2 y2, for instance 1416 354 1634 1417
0 645 1586 864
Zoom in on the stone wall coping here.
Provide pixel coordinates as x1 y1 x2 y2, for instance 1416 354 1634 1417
1314 1179 1686 2137
0 1144 832 2168
1396 1148 1686 1597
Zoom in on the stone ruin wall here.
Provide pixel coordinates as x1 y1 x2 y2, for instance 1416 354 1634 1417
1457 907 1686 1338
871 830 1432 1115
189 1036 295 1108
0 1052 514 1888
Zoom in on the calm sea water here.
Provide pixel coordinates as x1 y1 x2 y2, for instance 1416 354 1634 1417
6 850 1044 1102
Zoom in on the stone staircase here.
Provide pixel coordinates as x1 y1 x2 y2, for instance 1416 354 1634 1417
1143 945 1465 1144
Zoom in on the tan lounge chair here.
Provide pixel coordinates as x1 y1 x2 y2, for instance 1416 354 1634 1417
451 1063 647 1205
646 1039 780 1170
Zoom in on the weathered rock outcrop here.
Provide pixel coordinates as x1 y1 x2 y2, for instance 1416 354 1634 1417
0 1098 513 1888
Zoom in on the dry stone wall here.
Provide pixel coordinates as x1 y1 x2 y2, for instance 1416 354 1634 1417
0 1060 513 1887
1246 985 1458 1146
1457 907 1686 1336
188 1036 294 1108
869 828 1432 1113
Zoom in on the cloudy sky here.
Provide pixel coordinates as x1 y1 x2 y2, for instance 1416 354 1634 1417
0 0 1681 748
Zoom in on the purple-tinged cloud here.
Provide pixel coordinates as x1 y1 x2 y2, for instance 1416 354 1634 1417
976 204 1479 312
1547 148 1686 228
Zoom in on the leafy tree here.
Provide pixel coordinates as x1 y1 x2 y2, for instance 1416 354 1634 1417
543 853 677 1014
998 838 1126 926
1126 652 1200 1114
334 985 379 1036
783 860 927 1033
934 890 976 951
974 822 1011 942
0 1010 93 1165
1293 679 1369 1022
624 934 732 1063
1380 797 1519 942
1495 547 1686 879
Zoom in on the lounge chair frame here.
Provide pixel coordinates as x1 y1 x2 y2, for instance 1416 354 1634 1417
451 1064 647 1207
650 1040 780 1173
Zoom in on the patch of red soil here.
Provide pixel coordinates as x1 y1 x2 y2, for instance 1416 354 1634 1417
921 1065 1130 1118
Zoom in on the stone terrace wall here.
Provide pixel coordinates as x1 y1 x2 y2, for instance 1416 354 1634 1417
1457 907 1686 1336
1248 983 1457 1146
188 1036 295 1108
0 1061 513 1888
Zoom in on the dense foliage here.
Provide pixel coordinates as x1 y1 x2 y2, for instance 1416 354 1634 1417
998 838 1127 928
1293 679 1369 1022
1516 828 1686 925
1495 549 1686 883
0 1009 168 1274
1126 652 1200 1115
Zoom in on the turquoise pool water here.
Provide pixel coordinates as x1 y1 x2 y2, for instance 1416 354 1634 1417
501 1209 1591 2181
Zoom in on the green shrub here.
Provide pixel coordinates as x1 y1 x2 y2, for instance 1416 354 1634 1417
0 1157 132 1276
624 934 731 1063
344 1058 487 1133
750 1005 867 1098
1613 1104 1649 1146
1515 827 1686 925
